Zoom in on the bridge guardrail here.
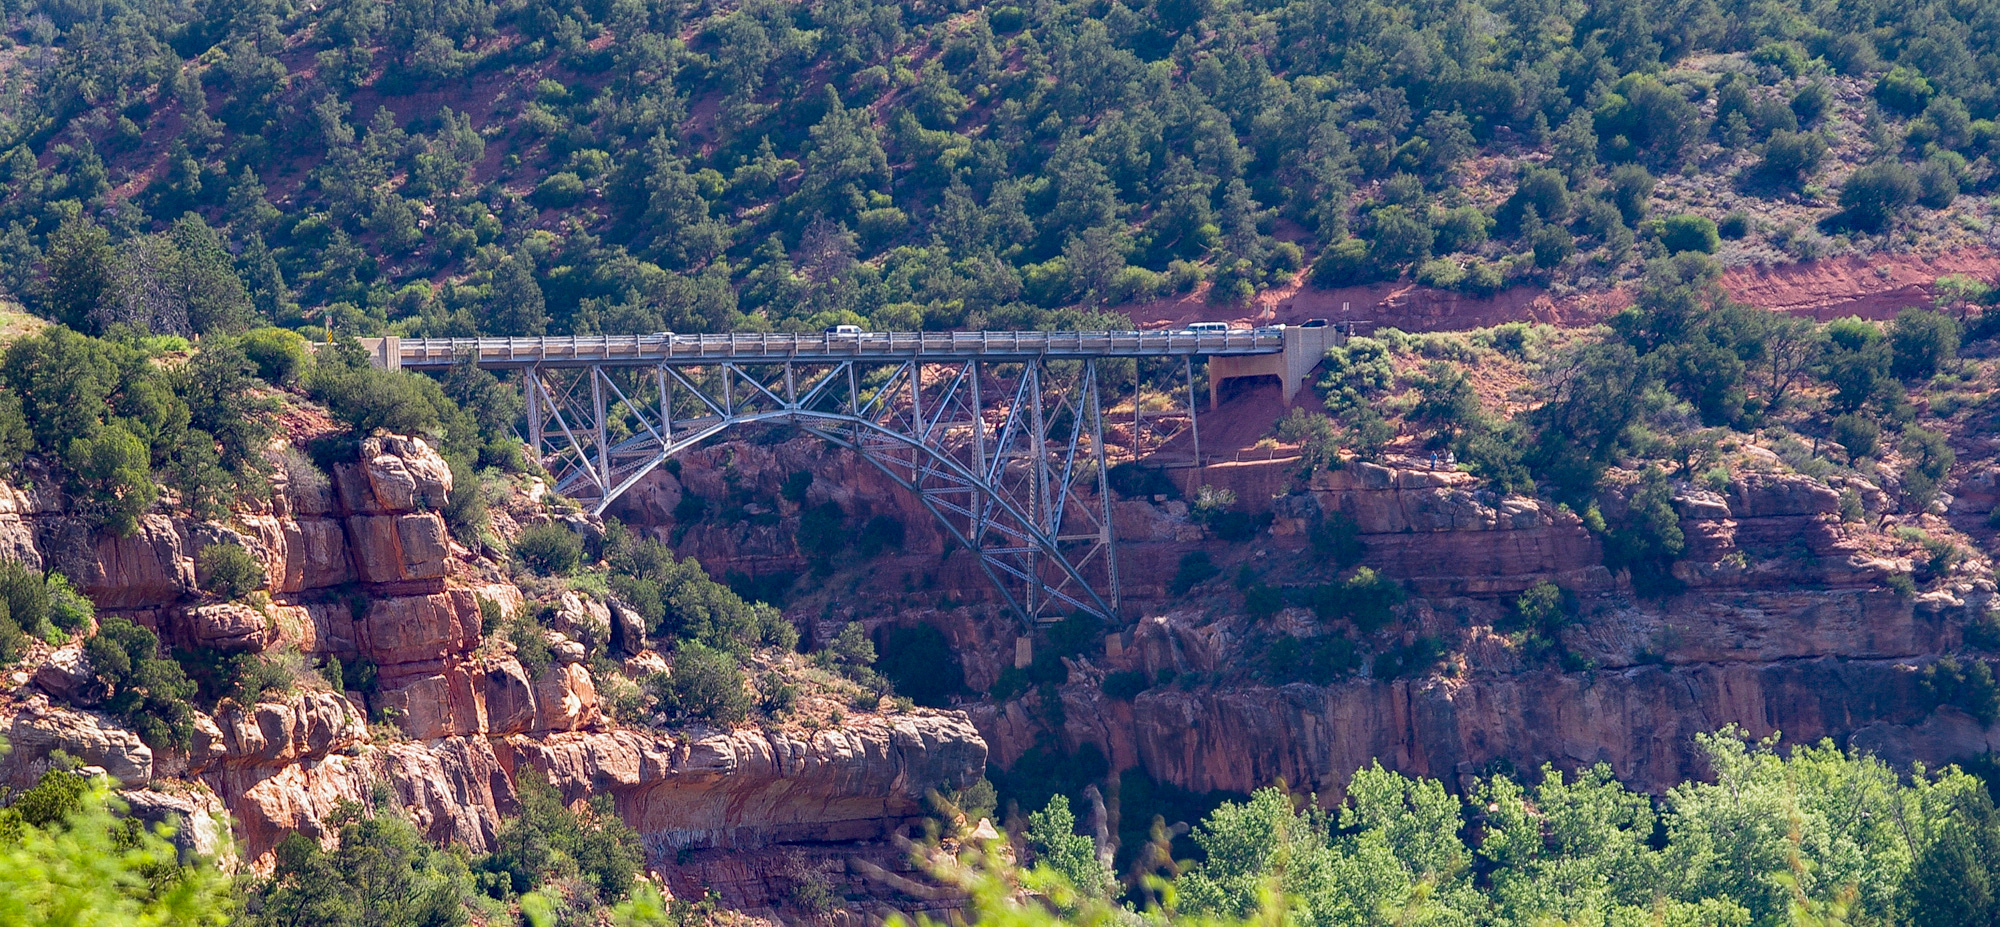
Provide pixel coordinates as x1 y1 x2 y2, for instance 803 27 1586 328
383 329 1288 369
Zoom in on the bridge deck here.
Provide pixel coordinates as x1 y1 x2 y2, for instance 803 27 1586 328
381 329 1290 370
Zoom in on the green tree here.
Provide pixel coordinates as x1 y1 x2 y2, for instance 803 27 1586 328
66 427 158 536
168 214 256 336
84 616 197 749
1901 791 2000 926
251 802 475 927
479 766 642 906
1890 306 1959 380
1025 795 1113 906
1409 360 1478 447
1821 317 1893 412
1902 426 1955 511
654 641 751 724
488 253 548 337
1839 161 1920 232
1365 206 1433 274
39 214 115 332
0 770 237 925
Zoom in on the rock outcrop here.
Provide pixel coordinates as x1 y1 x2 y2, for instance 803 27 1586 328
632 437 1996 819
0 432 991 879
506 711 988 849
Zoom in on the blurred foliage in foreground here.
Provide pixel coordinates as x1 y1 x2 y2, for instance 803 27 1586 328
8 727 2000 925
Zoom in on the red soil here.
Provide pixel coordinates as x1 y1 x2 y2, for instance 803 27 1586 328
1122 246 2000 333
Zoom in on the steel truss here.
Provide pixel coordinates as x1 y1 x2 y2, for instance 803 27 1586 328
521 356 1127 623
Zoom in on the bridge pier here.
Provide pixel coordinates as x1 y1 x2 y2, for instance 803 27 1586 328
1205 324 1341 409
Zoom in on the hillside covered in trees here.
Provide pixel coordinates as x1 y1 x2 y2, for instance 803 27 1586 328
5 0 2000 337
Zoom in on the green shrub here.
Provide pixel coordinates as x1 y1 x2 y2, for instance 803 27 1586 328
780 470 814 504
1508 581 1572 637
1967 613 2000 651
441 456 488 541
1890 306 1959 381
239 327 311 385
1309 510 1365 569
1658 214 1719 254
510 608 553 677
654 641 751 724
1171 551 1220 595
1920 656 2000 724
1243 583 1284 620
1876 65 1935 115
198 543 264 600
1838 161 1919 232
0 560 91 642
1300 567 1404 633
1902 427 1955 511
1276 408 1342 473
515 522 583 575
1759 131 1826 184
602 523 795 654
855 514 905 557
478 765 642 905
795 501 846 562
84 617 197 749
1309 237 1376 288
1602 467 1686 596
531 171 586 208
1372 635 1447 679
818 621 879 681
1830 413 1880 462
64 427 157 537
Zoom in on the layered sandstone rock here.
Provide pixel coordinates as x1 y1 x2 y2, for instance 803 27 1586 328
1 697 153 787
0 430 994 880
974 656 1977 799
505 711 988 849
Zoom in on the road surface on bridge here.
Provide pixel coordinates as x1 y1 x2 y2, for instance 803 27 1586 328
370 328 1296 371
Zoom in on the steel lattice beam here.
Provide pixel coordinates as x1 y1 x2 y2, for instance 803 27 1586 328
520 355 1125 624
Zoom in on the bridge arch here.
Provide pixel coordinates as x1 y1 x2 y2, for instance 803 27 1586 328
373 328 1344 624
520 356 1134 624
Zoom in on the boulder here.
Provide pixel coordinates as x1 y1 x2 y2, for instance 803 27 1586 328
623 650 669 677
183 602 272 652
1 703 153 787
33 643 105 706
532 663 599 733
553 592 613 652
609 601 648 656
481 658 539 736
336 435 454 515
213 691 366 766
120 788 236 866
1732 473 1841 518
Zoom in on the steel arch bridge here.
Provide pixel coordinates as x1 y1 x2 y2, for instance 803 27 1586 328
368 328 1339 623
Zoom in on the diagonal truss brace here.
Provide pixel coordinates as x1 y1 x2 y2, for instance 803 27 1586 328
521 356 1122 624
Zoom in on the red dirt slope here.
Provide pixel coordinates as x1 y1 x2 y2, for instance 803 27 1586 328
1123 247 2000 333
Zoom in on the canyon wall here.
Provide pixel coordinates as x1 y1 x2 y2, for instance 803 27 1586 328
619 435 2000 803
0 434 986 882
